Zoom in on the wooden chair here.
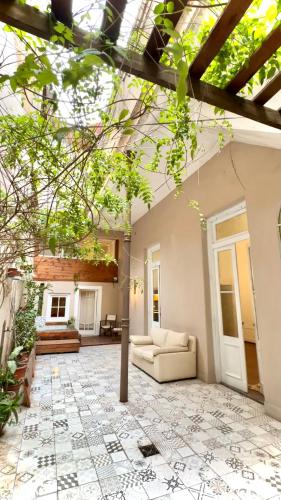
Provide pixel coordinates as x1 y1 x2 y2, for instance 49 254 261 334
100 314 117 336
111 322 123 337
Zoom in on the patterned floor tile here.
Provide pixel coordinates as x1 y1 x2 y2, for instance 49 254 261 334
1 346 281 500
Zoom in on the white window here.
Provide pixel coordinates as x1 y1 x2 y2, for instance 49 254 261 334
46 294 70 322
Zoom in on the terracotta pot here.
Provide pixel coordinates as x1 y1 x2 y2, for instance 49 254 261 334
7 268 21 278
15 366 26 380
17 353 29 367
7 382 22 395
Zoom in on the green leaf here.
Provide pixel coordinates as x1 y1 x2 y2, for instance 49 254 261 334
154 3 165 14
49 236 57 256
123 128 134 135
7 360 17 374
0 75 9 84
54 127 71 144
118 109 129 121
167 1 174 13
176 74 187 103
9 346 23 360
267 66 276 79
155 15 164 25
54 23 66 34
37 68 58 86
163 18 174 29
83 54 103 67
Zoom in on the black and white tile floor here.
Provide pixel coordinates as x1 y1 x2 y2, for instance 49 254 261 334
1 345 281 499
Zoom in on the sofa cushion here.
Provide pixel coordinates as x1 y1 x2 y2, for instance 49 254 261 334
151 327 168 347
134 345 159 363
130 335 153 345
165 330 189 347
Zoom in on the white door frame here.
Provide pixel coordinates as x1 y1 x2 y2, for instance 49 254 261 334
147 244 160 332
207 202 262 388
74 285 102 336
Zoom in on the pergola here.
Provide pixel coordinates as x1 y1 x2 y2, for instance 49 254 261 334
0 0 281 130
0 0 280 402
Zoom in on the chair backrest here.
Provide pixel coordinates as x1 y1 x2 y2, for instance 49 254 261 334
106 314 117 321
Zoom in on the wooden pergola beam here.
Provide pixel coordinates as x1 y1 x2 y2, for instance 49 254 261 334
1 1 281 130
253 72 281 105
51 0 73 27
144 0 186 62
101 0 127 44
226 26 281 93
189 0 253 79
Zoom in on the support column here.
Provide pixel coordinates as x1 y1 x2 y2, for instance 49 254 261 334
119 225 131 403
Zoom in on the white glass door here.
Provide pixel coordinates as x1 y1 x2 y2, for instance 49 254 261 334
215 244 248 392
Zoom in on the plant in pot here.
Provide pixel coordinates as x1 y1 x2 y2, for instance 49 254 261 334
0 367 22 394
67 317 75 328
7 346 25 381
0 391 22 436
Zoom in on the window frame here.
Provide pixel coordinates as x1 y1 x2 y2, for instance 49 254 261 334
46 293 70 323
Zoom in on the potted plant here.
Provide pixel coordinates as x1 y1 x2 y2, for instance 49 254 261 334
6 268 22 278
0 368 22 394
0 391 22 436
7 346 26 380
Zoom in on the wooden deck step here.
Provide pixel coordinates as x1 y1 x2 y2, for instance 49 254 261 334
36 339 80 354
38 330 80 340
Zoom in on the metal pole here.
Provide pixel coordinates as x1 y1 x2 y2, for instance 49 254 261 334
119 228 131 403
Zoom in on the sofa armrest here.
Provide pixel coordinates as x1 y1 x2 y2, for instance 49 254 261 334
153 346 189 356
188 336 196 353
130 335 153 345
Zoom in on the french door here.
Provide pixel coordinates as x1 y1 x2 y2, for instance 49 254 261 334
214 244 248 392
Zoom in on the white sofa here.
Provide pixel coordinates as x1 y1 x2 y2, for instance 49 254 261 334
130 327 196 382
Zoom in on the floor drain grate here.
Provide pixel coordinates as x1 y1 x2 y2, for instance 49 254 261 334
138 443 160 457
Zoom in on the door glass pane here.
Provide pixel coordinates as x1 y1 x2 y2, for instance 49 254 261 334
218 251 234 292
220 294 238 337
216 213 248 240
152 267 159 322
236 239 256 341
218 250 238 337
152 249 160 263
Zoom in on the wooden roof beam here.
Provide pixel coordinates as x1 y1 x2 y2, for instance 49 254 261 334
144 0 186 62
51 0 73 27
226 26 281 93
189 0 253 79
100 0 128 44
253 72 281 105
0 1 281 131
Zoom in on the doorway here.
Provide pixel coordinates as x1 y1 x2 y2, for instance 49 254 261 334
74 285 102 337
208 204 262 398
79 290 96 336
147 244 161 331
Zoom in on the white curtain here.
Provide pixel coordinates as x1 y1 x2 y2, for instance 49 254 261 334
79 291 95 329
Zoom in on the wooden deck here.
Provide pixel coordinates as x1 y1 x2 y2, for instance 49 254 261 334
36 328 81 354
81 335 121 347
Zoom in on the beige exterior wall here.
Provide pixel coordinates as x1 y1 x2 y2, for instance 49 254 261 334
0 278 23 365
130 142 281 419
41 281 119 323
